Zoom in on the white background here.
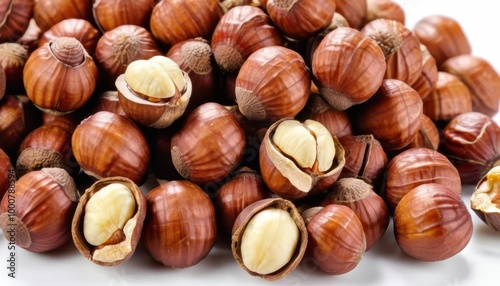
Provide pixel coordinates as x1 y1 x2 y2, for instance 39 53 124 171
2 1 500 285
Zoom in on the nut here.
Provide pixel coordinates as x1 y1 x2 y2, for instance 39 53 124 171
259 118 345 200
321 177 389 250
412 15 471 66
116 55 192 128
0 148 13 200
297 93 353 139
393 183 473 261
23 37 99 115
266 0 336 40
422 71 472 125
361 18 423 86
231 198 308 280
364 0 405 26
211 5 282 74
333 0 367 29
16 122 76 177
92 0 156 32
95 24 161 87
312 27 386 110
470 166 500 231
71 111 150 185
38 18 100 55
337 134 388 191
71 177 146 266
439 111 500 184
33 0 93 33
0 0 34 43
235 46 311 122
0 168 78 252
150 0 222 47
440 54 500 117
170 102 246 186
384 147 461 211
301 204 366 275
141 180 217 268
353 79 423 151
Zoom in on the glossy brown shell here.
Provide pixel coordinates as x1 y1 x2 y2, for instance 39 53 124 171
141 180 217 268
0 0 34 42
23 37 98 115
71 111 150 185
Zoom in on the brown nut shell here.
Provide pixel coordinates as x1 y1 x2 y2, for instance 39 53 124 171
71 111 150 185
231 197 308 281
439 111 500 184
141 180 217 268
24 37 99 115
384 147 461 211
393 183 473 261
440 55 500 117
92 0 156 33
311 27 386 111
0 0 34 43
211 5 283 74
235 46 311 122
170 102 246 186
71 176 146 266
38 18 101 55
0 168 78 253
301 204 366 275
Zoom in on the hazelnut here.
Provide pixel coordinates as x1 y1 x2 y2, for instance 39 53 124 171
211 5 282 74
170 102 246 186
312 27 386 111
235 46 311 122
321 177 389 250
301 204 366 275
259 118 345 200
116 55 192 128
384 147 461 211
71 111 150 185
440 54 500 117
470 166 500 231
0 168 78 253
71 177 146 266
353 79 423 151
439 111 500 184
141 180 217 268
394 183 473 261
231 198 308 280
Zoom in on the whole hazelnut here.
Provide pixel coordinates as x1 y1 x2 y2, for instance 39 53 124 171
393 183 473 261
301 204 366 275
0 168 78 253
141 180 217 268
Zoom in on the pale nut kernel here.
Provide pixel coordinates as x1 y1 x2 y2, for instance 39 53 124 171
240 208 300 275
124 56 184 102
471 166 500 230
272 119 335 173
83 183 136 246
